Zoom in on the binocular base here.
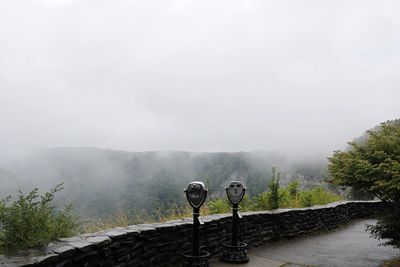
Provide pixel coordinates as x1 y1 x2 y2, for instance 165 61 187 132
220 242 249 264
183 251 210 267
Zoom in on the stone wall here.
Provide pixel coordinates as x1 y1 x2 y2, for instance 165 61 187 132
0 201 384 267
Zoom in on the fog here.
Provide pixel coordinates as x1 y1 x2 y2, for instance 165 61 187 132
1 0 400 159
0 148 328 218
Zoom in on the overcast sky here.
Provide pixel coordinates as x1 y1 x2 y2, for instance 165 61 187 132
0 0 399 158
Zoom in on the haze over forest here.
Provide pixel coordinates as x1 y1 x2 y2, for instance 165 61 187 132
1 1 400 218
0 148 329 219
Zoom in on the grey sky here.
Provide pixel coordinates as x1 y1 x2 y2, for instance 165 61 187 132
0 0 399 157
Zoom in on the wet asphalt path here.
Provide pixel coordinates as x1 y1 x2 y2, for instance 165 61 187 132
211 219 399 267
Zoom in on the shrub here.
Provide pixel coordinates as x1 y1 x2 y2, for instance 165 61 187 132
0 184 78 254
256 191 269 210
277 188 292 208
287 180 301 208
288 180 300 200
239 195 256 212
300 191 313 207
207 198 230 214
268 167 281 209
309 186 342 205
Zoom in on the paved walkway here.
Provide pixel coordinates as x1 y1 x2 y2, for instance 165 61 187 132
211 219 399 267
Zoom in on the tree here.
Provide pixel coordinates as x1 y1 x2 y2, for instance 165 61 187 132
328 120 400 248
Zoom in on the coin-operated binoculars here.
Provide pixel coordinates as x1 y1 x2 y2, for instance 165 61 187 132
183 181 210 267
220 181 249 263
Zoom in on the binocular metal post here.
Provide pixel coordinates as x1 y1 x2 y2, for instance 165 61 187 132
192 207 200 256
220 181 249 263
183 182 210 267
232 203 240 246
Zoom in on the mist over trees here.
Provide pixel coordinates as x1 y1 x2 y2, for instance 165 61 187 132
0 148 329 220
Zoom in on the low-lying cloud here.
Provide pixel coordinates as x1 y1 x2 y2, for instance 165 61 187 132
0 0 399 159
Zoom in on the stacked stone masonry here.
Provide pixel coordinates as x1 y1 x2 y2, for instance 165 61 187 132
0 201 384 267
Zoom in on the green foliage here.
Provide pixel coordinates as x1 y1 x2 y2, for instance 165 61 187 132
235 167 342 211
238 194 256 212
0 184 78 254
277 188 291 208
298 187 342 207
255 192 269 210
268 167 281 209
207 198 230 214
328 119 400 248
80 170 342 234
288 180 300 199
205 182 341 214
367 207 400 249
300 191 313 207
328 120 400 202
310 186 342 205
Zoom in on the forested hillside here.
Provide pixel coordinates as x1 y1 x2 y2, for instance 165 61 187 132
0 148 328 220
